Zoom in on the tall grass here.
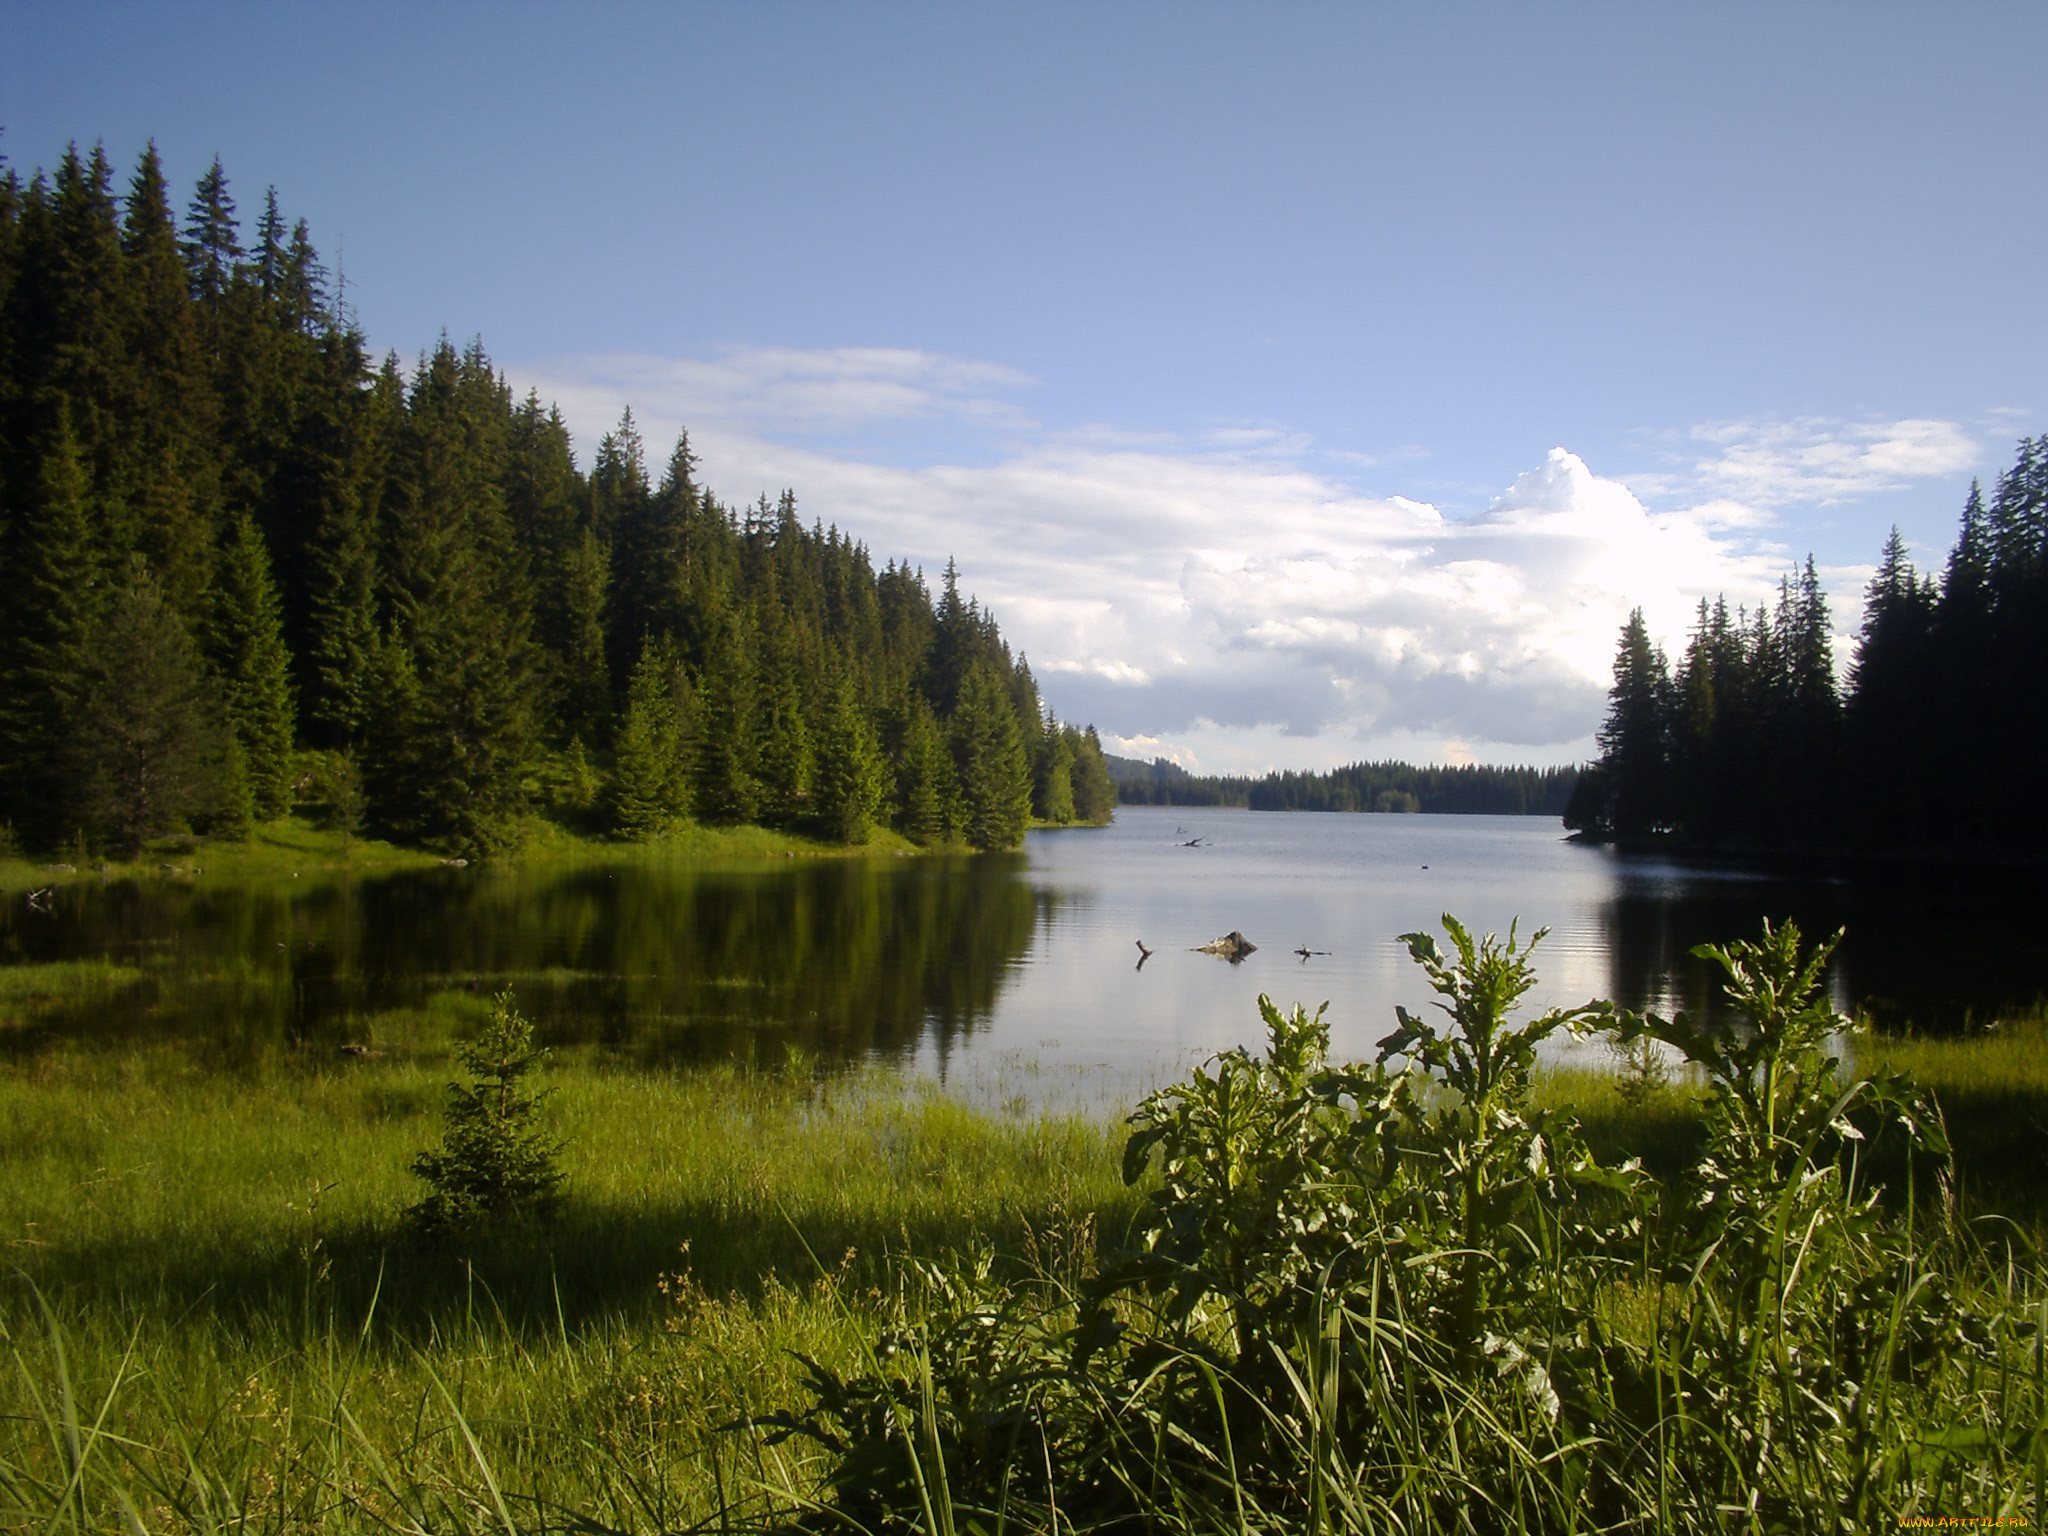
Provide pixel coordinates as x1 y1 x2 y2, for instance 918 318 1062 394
0 1041 1137 1531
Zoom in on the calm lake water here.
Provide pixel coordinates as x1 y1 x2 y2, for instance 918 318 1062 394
3 806 2044 1107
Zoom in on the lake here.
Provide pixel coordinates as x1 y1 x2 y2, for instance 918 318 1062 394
3 806 2044 1107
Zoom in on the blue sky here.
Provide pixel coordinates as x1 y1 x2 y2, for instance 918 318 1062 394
7 2 2044 770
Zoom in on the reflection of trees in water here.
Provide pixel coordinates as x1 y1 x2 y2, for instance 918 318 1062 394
1598 861 2048 1033
8 847 2041 1066
0 856 1047 1068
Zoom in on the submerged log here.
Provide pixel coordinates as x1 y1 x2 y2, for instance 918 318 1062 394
1194 931 1257 962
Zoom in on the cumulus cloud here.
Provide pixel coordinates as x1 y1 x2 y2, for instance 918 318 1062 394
513 349 1826 773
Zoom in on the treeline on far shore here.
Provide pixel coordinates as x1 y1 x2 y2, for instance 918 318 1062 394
1108 754 1579 815
1571 433 2048 863
0 140 1114 860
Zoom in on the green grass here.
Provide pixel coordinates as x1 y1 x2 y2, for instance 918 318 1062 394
0 958 146 1008
0 807 950 897
506 811 934 869
0 1041 1138 1530
0 817 434 892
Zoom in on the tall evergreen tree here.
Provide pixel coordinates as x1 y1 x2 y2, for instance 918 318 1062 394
951 662 1033 851
1033 707 1077 824
1070 726 1117 825
71 560 226 856
1584 609 1671 839
0 404 102 846
893 695 957 846
607 636 692 838
364 341 535 853
209 507 297 817
812 669 886 844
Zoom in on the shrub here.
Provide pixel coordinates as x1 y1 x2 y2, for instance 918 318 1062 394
763 915 2039 1534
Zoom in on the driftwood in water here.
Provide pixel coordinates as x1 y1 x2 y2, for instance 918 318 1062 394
1295 946 1330 960
1193 931 1257 962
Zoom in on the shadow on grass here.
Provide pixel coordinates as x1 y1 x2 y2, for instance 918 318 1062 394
14 1184 1147 1342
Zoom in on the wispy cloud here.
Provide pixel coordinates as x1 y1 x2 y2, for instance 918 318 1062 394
529 346 1039 439
513 349 1833 773
1682 416 1979 508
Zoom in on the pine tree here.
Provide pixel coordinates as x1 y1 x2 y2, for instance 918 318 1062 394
812 670 885 844
182 156 241 339
1588 609 1672 839
750 604 815 828
1033 707 1077 824
608 636 691 838
951 663 1034 850
364 341 536 853
593 407 652 691
71 559 226 856
893 696 957 846
407 991 565 1236
119 143 219 617
0 405 102 846
299 333 386 746
1071 725 1117 825
209 507 298 817
692 603 759 825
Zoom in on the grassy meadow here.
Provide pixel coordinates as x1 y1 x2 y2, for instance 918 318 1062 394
0 1029 1137 1532
4 882 2048 1530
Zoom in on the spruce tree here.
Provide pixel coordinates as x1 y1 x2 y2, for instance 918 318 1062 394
951 662 1033 850
407 991 565 1236
0 405 102 846
1588 609 1671 839
365 341 536 853
608 636 691 838
893 696 957 846
71 559 225 856
209 507 298 817
1071 725 1117 825
299 334 385 746
1033 707 1077 824
812 670 885 844
119 143 219 617
182 156 241 348
691 603 760 824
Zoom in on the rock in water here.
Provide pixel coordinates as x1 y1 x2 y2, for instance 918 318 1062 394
1194 931 1257 962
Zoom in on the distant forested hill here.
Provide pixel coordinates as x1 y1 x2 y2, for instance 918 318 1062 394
0 141 1113 856
1107 754 1578 815
1571 435 2048 863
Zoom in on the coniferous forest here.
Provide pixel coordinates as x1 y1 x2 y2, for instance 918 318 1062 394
1111 753 1578 815
1570 436 2048 862
0 142 1115 858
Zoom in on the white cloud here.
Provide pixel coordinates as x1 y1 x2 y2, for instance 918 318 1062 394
527 345 1038 440
512 349 1828 770
1684 416 1978 507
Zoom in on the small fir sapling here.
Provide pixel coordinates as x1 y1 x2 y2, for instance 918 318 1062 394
407 991 565 1236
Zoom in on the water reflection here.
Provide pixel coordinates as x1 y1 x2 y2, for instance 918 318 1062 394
1594 852 2048 1032
0 854 1052 1068
2 813 2043 1092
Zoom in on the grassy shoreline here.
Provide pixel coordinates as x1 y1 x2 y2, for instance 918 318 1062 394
0 811 964 896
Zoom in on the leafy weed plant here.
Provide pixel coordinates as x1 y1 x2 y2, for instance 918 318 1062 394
772 916 2047 1534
